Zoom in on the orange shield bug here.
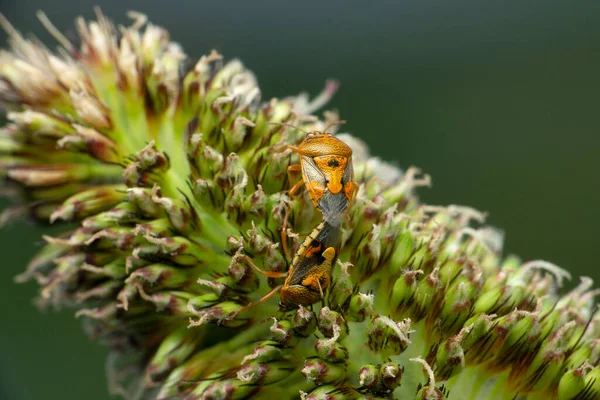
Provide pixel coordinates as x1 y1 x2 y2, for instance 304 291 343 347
282 122 359 210
233 210 342 314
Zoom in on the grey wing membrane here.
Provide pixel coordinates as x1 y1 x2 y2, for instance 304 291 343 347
342 156 354 185
301 155 327 191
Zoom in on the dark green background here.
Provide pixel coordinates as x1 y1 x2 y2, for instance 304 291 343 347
1 1 599 399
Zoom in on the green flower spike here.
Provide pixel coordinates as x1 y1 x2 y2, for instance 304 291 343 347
1 9 599 400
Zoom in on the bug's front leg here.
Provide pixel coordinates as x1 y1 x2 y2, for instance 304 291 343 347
287 164 304 197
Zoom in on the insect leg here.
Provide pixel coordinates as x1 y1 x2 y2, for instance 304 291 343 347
280 205 293 261
237 254 287 279
231 284 284 317
287 164 304 197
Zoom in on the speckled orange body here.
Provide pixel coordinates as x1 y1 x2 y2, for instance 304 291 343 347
278 220 338 309
288 132 359 208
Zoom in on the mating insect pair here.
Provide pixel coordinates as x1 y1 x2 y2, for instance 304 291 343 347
234 125 358 315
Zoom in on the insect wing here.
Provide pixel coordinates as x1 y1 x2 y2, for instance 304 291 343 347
343 156 354 186
300 155 327 200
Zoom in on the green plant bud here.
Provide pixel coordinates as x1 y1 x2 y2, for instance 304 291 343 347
189 293 222 311
367 315 412 356
85 226 137 250
318 307 348 340
390 269 423 316
405 241 434 273
292 306 317 337
75 303 118 321
150 188 193 233
462 313 495 363
127 263 194 290
246 222 277 255
328 262 355 312
241 341 285 365
49 184 126 223
263 243 286 276
490 310 541 371
191 377 255 400
344 202 376 251
358 364 379 390
75 280 122 303
137 140 169 170
380 362 402 391
225 235 244 255
472 284 520 316
140 235 209 266
264 194 288 237
7 110 75 139
15 240 70 283
146 327 200 382
415 386 443 400
244 184 267 216
39 253 85 299
437 259 468 287
316 338 349 363
270 318 295 345
81 259 126 279
23 182 85 204
205 275 255 297
224 173 248 214
81 202 138 230
412 267 442 321
136 289 194 315
228 259 260 293
216 153 246 191
557 361 593 400
256 150 290 196
437 279 478 335
133 218 173 238
6 165 87 187
193 140 224 178
188 300 246 328
237 360 293 385
511 321 576 393
194 178 224 210
302 359 347 386
83 252 126 273
127 187 163 216
587 339 600 365
116 283 138 310
352 224 382 281
224 116 254 152
557 277 598 324
388 231 414 276
566 340 594 368
433 325 471 380
180 72 201 117
346 292 374 323
582 366 600 399
58 125 121 163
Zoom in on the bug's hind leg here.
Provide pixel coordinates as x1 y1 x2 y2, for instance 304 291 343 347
237 254 287 279
229 284 283 319
280 206 295 262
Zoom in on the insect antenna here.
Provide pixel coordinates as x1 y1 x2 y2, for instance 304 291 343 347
323 119 346 134
267 121 309 135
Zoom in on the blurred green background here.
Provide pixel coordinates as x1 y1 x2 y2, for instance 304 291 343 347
1 1 599 399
